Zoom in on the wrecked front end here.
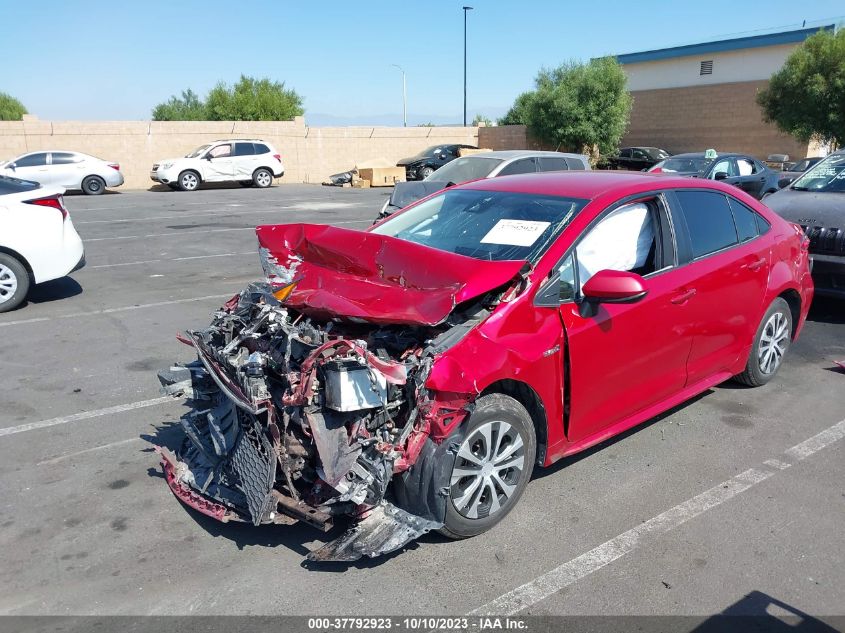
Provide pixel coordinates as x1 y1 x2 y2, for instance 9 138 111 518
157 224 525 562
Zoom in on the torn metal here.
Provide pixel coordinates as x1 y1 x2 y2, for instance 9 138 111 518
157 224 524 561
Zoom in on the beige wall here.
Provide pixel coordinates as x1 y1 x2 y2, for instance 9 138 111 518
0 117 481 189
622 80 811 160
623 44 798 91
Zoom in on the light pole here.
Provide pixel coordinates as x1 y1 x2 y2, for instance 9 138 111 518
463 6 473 127
391 64 407 127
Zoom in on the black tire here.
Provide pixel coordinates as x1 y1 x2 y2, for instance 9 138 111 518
0 253 30 313
440 393 536 539
253 168 273 188
733 297 792 387
177 170 200 191
419 166 435 179
238 180 255 187
81 175 106 195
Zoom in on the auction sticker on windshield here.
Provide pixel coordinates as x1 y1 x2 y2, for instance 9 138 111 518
481 219 551 246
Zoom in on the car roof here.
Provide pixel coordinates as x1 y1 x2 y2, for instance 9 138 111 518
455 170 736 201
668 152 754 160
211 139 270 143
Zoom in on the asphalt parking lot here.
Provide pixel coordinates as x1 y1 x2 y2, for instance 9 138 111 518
0 184 843 619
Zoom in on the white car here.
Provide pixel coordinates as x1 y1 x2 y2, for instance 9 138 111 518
150 139 285 191
0 151 124 195
0 176 85 312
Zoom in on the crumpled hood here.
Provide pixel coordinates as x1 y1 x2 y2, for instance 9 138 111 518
255 223 526 326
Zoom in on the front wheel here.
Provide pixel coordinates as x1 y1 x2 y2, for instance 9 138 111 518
733 297 792 387
441 393 536 539
177 170 200 191
0 253 30 313
419 166 435 179
81 175 106 195
253 168 273 188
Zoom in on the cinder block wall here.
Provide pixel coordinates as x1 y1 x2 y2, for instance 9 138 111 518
0 117 484 189
622 80 810 159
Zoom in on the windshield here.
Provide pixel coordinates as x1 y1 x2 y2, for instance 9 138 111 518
655 157 710 173
371 188 587 263
424 156 504 183
790 158 819 173
412 145 444 159
185 144 212 158
791 154 845 192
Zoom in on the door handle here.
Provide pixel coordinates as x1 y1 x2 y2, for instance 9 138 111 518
746 257 766 271
670 288 697 304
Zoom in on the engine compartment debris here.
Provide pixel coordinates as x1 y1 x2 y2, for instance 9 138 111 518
156 224 525 561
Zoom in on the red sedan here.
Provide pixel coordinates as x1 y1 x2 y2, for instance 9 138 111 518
158 171 813 561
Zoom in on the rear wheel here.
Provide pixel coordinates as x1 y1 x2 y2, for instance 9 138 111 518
177 170 200 191
440 394 536 539
734 297 792 387
253 168 273 188
81 175 106 195
0 253 30 313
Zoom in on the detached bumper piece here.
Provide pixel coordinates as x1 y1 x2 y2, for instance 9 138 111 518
307 501 440 562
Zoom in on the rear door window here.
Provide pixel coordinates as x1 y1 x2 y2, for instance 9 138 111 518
233 143 255 156
498 158 537 176
674 190 738 258
538 157 569 172
50 152 80 165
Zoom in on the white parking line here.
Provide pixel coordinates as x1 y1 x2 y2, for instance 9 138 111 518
37 437 143 465
0 397 174 438
469 417 845 616
89 252 254 269
0 293 232 328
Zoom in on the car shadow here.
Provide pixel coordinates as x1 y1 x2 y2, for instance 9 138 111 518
689 590 839 632
24 276 83 305
148 182 273 193
530 391 710 481
807 296 845 324
64 189 122 196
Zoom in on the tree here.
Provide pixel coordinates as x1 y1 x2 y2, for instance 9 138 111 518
472 113 493 126
501 57 632 161
0 92 27 121
151 76 305 121
152 89 206 121
498 92 532 126
757 29 845 148
205 75 304 121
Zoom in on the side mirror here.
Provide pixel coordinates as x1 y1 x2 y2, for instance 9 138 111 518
714 171 729 180
204 154 213 160
7 163 15 170
581 269 647 304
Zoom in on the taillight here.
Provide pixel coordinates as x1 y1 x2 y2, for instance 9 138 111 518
108 163 120 171
273 154 281 163
25 195 68 220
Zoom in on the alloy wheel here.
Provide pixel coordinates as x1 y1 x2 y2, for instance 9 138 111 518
256 170 272 187
759 311 789 375
181 172 199 190
450 420 526 519
0 263 18 305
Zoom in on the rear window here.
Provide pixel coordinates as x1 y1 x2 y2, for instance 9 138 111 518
233 143 255 156
253 143 270 155
538 157 569 172
0 175 41 195
675 190 738 258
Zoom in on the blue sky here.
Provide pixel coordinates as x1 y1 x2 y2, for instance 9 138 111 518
1 1 843 125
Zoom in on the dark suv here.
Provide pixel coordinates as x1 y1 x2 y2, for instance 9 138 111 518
607 146 670 171
396 144 477 180
765 151 845 298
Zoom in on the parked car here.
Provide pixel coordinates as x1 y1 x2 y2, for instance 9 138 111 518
0 151 123 195
150 139 284 191
157 171 811 562
777 156 824 188
396 144 478 180
606 146 670 171
764 150 845 298
0 176 84 312
649 151 780 199
377 150 591 220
